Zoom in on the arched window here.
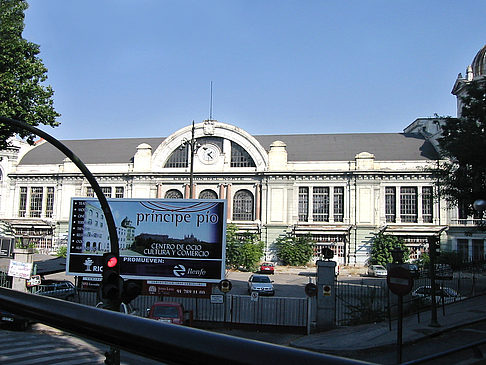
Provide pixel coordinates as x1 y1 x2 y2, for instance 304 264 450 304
165 189 183 199
165 146 188 168
233 190 254 221
199 189 218 199
231 142 256 167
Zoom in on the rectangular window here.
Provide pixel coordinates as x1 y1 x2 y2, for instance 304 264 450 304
473 239 484 261
101 187 112 198
457 239 469 260
400 187 417 223
385 187 396 223
115 187 124 199
45 187 54 218
313 187 329 222
86 187 94 197
333 187 344 222
30 187 43 218
298 187 309 222
19 187 27 217
422 187 433 223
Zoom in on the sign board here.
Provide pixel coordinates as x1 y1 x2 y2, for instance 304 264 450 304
323 285 331 296
67 198 226 283
210 294 224 304
8 260 33 279
250 291 259 301
387 266 413 296
143 280 211 298
26 275 41 287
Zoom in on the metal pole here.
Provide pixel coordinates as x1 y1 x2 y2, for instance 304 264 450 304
189 121 195 199
397 295 403 364
428 236 440 327
0 117 119 256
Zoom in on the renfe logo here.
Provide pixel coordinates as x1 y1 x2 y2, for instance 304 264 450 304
173 264 186 277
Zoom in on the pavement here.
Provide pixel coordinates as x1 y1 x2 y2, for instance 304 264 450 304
290 294 486 354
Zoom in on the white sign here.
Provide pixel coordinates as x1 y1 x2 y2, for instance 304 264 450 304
250 291 259 302
210 294 224 304
8 260 33 279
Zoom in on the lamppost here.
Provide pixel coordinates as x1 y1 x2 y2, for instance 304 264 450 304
180 121 200 199
473 199 486 227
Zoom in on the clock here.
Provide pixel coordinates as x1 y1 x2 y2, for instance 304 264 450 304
198 144 220 164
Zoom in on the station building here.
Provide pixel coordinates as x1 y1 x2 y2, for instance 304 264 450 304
0 44 485 267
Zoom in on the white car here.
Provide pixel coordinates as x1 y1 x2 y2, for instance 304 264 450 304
411 286 464 305
368 265 388 277
247 274 275 296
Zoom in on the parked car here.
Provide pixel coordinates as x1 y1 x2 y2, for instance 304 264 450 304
0 308 31 330
403 263 420 278
412 285 464 305
423 264 454 280
146 302 190 325
247 274 275 296
368 265 388 277
259 262 275 274
95 301 138 316
34 280 78 301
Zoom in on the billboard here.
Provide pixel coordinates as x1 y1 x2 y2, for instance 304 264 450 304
67 198 226 283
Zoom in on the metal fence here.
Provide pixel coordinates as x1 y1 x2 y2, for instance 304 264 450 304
78 291 309 327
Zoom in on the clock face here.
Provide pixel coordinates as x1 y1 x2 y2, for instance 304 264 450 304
198 144 220 164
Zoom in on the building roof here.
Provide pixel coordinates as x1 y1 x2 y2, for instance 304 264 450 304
18 132 438 165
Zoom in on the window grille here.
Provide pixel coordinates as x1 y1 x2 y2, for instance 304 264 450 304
30 187 43 218
233 190 254 221
298 187 309 222
115 187 124 199
422 187 433 223
165 189 183 199
230 142 256 167
19 187 27 217
333 187 344 222
199 189 218 199
45 187 54 218
400 187 417 223
313 187 329 222
101 187 112 198
165 146 188 168
86 187 94 197
385 187 396 223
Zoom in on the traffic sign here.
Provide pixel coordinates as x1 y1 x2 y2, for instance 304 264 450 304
387 266 413 296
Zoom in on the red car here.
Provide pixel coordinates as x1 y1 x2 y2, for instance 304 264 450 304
147 302 189 325
260 262 275 274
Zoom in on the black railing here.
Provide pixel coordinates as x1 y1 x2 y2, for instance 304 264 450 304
0 287 373 365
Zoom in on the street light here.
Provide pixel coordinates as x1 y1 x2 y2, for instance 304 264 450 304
180 121 200 199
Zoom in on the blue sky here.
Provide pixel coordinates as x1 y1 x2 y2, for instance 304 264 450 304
23 0 486 140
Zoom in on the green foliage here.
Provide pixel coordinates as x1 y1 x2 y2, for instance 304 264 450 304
225 223 264 271
344 287 387 325
57 245 67 258
15 237 34 249
369 232 409 267
435 79 486 211
414 252 430 269
0 0 60 148
437 251 465 270
275 233 314 266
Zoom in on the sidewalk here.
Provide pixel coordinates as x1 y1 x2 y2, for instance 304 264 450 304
291 294 486 353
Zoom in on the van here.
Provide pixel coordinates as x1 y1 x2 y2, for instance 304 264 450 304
147 302 192 325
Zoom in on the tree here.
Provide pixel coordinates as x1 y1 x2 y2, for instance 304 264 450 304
435 79 486 214
0 0 60 148
275 233 314 266
369 232 409 267
225 223 264 271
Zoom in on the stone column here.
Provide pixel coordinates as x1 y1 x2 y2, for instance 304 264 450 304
219 184 225 199
226 184 232 220
255 184 261 221
184 184 190 199
156 184 163 198
11 248 34 293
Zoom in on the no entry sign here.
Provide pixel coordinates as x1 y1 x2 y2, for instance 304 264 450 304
387 266 413 296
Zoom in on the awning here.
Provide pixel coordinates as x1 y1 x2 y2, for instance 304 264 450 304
2 219 55 230
380 225 448 236
293 224 352 235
